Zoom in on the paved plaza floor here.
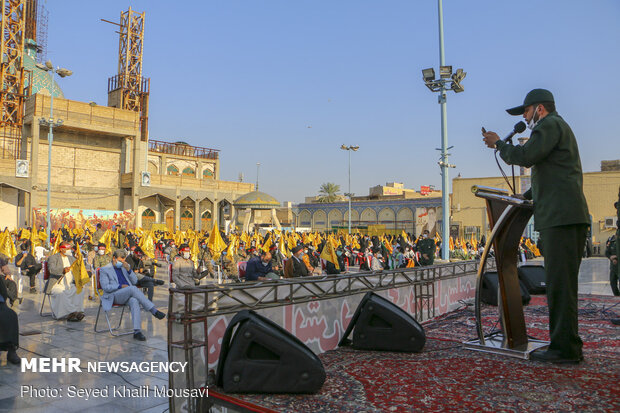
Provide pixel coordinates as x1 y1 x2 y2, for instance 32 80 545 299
0 257 617 413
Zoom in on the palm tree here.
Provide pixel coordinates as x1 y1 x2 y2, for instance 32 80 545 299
317 182 341 203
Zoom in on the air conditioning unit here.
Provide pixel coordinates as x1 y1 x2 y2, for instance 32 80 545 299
604 216 618 229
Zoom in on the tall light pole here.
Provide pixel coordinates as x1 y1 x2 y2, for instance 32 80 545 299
340 144 359 234
255 162 260 191
36 61 73 247
422 0 466 260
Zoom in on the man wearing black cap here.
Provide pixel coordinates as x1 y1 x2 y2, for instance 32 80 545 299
482 89 589 364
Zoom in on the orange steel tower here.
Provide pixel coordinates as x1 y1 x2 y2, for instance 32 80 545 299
106 6 150 140
0 0 28 159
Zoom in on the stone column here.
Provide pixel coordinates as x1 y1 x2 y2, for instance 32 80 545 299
211 199 219 230
271 208 282 230
175 195 181 231
194 198 200 231
242 209 252 233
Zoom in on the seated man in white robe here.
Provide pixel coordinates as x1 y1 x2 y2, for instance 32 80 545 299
46 242 85 321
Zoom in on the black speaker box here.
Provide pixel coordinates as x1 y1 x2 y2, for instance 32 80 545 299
216 310 325 394
518 265 547 294
339 292 426 352
480 271 531 306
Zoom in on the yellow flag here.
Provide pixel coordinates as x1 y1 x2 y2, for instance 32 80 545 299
52 231 63 254
0 229 17 259
70 245 91 294
226 234 238 257
21 228 31 240
189 232 200 265
139 230 156 259
206 228 227 260
262 236 273 252
320 236 339 270
278 235 291 258
99 229 113 253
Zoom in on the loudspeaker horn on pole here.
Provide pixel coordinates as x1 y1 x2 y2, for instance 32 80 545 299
216 310 326 394
339 292 426 352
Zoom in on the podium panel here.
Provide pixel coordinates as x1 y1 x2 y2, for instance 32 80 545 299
463 186 549 359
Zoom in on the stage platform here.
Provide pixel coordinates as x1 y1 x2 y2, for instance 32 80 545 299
0 257 617 412
208 293 620 412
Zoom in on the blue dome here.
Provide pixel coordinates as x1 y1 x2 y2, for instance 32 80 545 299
23 39 64 98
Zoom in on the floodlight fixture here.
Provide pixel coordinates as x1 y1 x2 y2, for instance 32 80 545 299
439 65 452 79
45 60 53 70
350 145 359 151
422 68 435 82
56 68 73 78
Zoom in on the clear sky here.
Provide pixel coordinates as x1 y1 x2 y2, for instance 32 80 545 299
47 0 620 203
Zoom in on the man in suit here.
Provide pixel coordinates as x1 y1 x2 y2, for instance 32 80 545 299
99 249 166 341
47 242 84 321
284 245 309 278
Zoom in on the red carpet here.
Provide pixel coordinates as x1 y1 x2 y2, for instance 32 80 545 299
214 294 620 412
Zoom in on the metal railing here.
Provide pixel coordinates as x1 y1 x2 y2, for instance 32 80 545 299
148 139 219 160
167 259 494 412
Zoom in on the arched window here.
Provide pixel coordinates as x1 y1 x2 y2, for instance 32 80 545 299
180 210 194 231
203 168 214 179
141 208 155 230
181 210 193 219
167 164 179 175
201 210 212 231
182 167 195 177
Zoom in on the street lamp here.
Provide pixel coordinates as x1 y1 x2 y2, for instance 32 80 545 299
421 0 465 261
340 144 359 234
35 60 73 247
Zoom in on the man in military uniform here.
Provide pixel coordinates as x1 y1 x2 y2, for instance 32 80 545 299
483 89 589 364
196 241 216 277
417 230 436 266
269 245 284 277
92 243 112 269
172 244 208 287
605 229 618 296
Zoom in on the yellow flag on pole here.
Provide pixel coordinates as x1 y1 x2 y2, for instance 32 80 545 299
139 230 156 259
320 236 339 270
206 228 227 260
70 245 90 295
0 229 17 259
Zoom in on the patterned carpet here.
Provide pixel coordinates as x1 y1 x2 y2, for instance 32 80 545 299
213 294 620 412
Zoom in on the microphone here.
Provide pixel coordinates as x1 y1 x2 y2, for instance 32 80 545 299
503 121 526 143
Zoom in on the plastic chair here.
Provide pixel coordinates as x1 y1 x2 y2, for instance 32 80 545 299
40 262 56 318
93 269 133 336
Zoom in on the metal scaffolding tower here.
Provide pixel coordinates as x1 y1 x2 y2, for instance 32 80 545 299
105 7 150 141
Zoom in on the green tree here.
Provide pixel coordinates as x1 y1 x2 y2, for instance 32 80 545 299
317 182 341 203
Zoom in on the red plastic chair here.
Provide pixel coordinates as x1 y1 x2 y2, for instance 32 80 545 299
93 268 133 336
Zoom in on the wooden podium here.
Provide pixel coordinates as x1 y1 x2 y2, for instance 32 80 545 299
463 185 549 359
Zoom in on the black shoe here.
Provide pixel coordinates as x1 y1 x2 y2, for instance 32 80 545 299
29 288 37 294
133 331 146 341
611 319 620 325
530 349 583 364
153 310 166 320
154 279 165 286
7 349 21 365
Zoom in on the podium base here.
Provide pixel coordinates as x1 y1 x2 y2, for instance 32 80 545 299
463 331 549 359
